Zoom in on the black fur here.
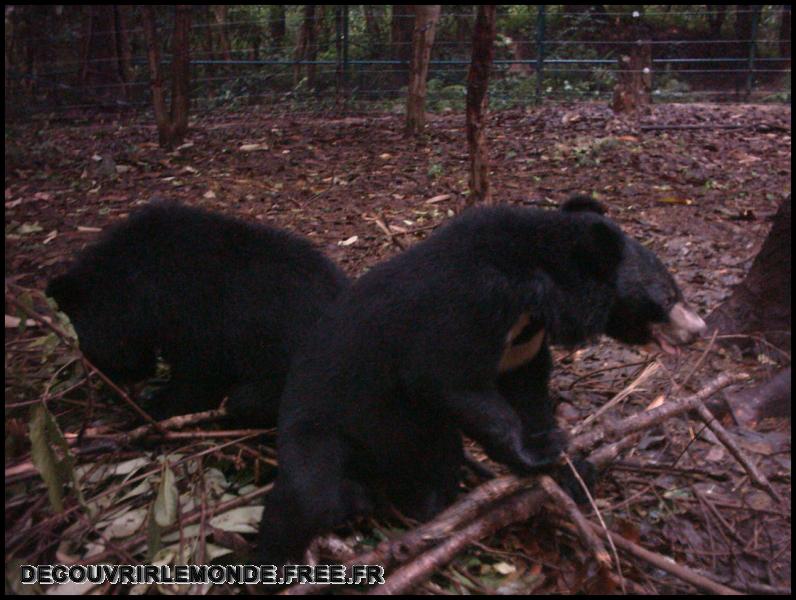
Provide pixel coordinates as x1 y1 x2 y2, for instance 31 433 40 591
46 201 349 425
257 200 695 567
561 194 607 215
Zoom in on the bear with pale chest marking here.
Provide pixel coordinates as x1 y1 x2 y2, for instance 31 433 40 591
256 196 706 567
46 201 349 426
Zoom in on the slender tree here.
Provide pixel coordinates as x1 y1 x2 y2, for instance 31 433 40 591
81 5 125 101
391 5 414 87
212 5 231 62
143 6 191 149
363 5 383 57
779 5 790 66
706 5 727 39
405 5 440 136
171 6 191 140
611 14 652 113
465 5 497 204
269 6 286 50
294 5 318 88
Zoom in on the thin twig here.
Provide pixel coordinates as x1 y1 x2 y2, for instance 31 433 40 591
588 522 743 595
572 361 660 435
693 401 783 503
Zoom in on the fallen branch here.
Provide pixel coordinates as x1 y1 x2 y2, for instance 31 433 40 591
572 360 660 435
571 372 748 453
283 476 527 595
587 522 742 595
363 212 406 251
370 487 548 595
539 474 612 569
285 372 746 595
77 407 275 445
693 401 783 503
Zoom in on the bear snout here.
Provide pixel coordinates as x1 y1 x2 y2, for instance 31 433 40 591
666 302 707 344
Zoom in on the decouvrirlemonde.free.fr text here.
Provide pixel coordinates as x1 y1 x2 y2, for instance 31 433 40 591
21 564 385 586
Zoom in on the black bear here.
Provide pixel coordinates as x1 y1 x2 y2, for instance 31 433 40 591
46 201 349 425
256 196 706 567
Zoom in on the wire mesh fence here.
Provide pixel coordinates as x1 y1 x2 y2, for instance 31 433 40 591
4 5 791 118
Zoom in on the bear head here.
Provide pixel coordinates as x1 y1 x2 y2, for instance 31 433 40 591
562 196 706 353
46 269 156 381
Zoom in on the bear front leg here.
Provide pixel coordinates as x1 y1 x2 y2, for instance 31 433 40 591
442 389 563 474
497 343 564 453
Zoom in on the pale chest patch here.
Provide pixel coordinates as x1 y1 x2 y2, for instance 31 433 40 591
498 313 545 373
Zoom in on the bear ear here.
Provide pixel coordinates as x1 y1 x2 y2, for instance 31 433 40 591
561 195 607 215
574 221 624 279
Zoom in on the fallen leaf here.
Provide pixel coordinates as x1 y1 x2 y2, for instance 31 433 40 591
659 196 693 206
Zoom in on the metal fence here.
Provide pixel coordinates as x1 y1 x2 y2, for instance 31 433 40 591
4 5 791 117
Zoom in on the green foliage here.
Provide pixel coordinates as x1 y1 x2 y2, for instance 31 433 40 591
425 79 467 111
763 72 791 102
653 74 692 99
29 404 85 513
427 162 445 179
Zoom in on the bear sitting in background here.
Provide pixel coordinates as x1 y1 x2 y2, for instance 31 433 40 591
46 200 349 426
256 196 706 568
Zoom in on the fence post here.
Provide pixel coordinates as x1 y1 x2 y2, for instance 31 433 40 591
746 5 760 100
536 5 546 104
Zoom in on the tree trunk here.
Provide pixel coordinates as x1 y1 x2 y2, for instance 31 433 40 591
143 6 191 149
454 6 474 51
779 5 791 65
142 7 170 148
706 5 727 39
363 5 383 57
115 6 133 100
170 6 191 140
82 5 124 101
391 5 414 87
269 6 286 50
735 5 754 41
14 6 56 99
405 5 440 137
249 22 262 61
734 4 762 97
611 43 651 113
335 6 348 105
212 5 231 62
294 5 317 88
725 367 791 426
465 5 497 205
707 195 791 353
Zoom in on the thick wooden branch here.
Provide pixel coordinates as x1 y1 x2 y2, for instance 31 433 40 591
285 372 747 595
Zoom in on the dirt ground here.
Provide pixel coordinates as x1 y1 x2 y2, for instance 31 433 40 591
5 102 791 594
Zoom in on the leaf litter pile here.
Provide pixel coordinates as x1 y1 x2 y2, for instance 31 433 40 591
5 102 791 594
